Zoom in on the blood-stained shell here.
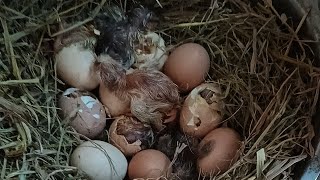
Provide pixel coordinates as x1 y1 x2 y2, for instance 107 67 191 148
109 115 154 156
179 83 224 138
58 88 107 139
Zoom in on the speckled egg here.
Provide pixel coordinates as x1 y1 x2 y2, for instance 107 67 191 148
58 88 107 139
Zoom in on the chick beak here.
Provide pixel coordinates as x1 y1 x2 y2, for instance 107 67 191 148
163 109 178 123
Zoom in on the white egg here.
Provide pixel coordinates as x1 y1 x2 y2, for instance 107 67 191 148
70 140 128 180
54 31 100 91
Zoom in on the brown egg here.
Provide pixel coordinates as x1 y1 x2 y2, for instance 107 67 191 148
109 115 154 156
128 149 172 179
197 128 241 177
58 88 107 139
99 82 131 117
163 43 210 93
179 83 224 138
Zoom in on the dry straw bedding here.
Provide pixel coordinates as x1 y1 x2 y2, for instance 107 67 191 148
0 0 320 179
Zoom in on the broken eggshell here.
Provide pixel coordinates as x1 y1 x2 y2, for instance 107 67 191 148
179 83 224 138
54 25 100 91
109 115 154 156
58 88 107 139
133 32 167 71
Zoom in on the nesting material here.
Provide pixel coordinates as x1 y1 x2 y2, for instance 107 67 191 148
0 0 319 179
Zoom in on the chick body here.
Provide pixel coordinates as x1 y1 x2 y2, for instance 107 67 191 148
94 5 159 70
98 55 180 131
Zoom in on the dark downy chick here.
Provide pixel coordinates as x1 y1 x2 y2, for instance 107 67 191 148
94 5 159 70
156 130 199 180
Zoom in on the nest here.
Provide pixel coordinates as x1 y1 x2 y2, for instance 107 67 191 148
0 0 319 179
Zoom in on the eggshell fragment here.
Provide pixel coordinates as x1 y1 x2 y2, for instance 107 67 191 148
109 115 154 156
180 83 224 138
70 140 128 180
58 88 107 139
133 32 168 71
128 149 172 179
54 26 100 91
163 43 210 92
197 128 241 177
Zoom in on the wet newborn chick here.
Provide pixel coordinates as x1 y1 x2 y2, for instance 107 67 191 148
94 5 159 70
98 55 180 131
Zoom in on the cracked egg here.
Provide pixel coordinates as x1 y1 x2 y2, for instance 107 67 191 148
179 83 224 138
109 115 154 157
58 88 107 139
133 32 167 71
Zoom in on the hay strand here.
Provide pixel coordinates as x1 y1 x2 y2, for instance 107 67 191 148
0 0 319 179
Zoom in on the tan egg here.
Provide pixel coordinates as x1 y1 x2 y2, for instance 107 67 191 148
128 149 172 179
109 115 154 156
58 88 107 139
197 128 241 177
54 26 100 91
133 32 168 71
179 83 224 138
163 43 210 93
99 82 131 117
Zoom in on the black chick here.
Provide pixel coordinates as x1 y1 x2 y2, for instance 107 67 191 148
94 5 159 70
155 130 199 180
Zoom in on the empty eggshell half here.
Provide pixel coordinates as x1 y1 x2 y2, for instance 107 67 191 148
58 88 107 139
109 115 154 156
179 83 224 138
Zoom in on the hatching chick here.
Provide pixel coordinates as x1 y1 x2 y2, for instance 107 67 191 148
156 130 199 180
94 5 159 70
98 55 180 131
